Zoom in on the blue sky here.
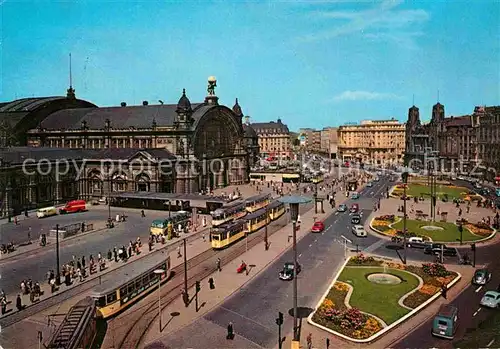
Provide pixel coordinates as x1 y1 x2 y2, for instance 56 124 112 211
1 0 499 131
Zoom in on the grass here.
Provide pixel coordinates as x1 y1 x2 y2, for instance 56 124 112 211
454 308 500 348
337 266 420 324
403 183 467 199
392 219 481 242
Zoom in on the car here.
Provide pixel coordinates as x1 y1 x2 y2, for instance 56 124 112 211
407 236 432 248
279 262 302 280
480 291 500 308
373 177 380 182
337 204 347 212
366 182 373 187
351 192 360 199
350 203 359 213
352 225 367 237
311 221 325 233
472 268 492 285
423 243 456 256
351 214 361 224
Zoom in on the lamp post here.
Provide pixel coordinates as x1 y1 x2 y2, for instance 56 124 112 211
402 171 409 265
164 200 171 218
106 163 111 223
55 224 61 285
154 269 165 332
264 205 269 250
278 195 312 344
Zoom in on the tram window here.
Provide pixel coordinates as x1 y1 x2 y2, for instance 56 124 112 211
142 275 149 285
127 283 134 294
212 235 220 241
107 292 117 304
135 279 142 289
120 286 127 297
96 296 106 307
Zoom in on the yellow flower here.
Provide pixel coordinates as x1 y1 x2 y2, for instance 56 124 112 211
334 282 350 292
420 284 439 295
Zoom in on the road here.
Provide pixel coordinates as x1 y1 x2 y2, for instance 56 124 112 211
0 207 169 295
154 178 399 348
392 242 500 348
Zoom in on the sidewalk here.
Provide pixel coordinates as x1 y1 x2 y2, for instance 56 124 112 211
141 183 355 348
0 225 212 322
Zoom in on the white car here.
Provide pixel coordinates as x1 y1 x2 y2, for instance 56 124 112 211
352 225 367 237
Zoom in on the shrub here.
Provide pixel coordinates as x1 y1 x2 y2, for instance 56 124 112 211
348 254 382 266
422 263 449 277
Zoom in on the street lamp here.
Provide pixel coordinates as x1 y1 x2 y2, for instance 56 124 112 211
402 171 409 265
277 195 312 344
55 224 61 285
154 269 165 332
106 163 112 224
164 200 171 218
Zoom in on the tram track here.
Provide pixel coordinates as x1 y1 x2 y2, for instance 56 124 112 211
112 203 313 349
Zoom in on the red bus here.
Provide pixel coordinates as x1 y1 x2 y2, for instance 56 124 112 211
59 200 87 214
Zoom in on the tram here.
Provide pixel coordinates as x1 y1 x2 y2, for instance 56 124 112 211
90 251 171 319
150 211 191 236
211 202 247 227
245 193 271 212
211 200 286 249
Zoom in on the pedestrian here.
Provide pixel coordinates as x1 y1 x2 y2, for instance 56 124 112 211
226 322 234 340
307 333 312 349
326 338 330 349
177 245 182 258
216 258 221 272
28 227 32 243
202 216 207 227
1 297 6 315
141 210 145 217
202 232 206 242
113 247 118 262
441 285 447 299
107 249 112 261
16 294 22 311
81 256 86 269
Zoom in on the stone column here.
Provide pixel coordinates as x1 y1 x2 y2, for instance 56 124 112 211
55 180 62 204
28 176 35 204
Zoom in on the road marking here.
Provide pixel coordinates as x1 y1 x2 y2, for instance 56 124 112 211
473 308 481 316
298 253 302 257
364 239 386 253
475 286 483 293
487 339 495 347
309 244 312 247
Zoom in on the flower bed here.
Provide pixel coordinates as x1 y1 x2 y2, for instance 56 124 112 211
403 263 458 308
310 256 460 342
311 282 384 340
465 223 494 237
347 253 383 266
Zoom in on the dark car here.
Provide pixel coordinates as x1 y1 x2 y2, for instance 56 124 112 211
337 204 347 212
279 262 302 280
424 243 457 256
351 214 361 224
472 268 492 285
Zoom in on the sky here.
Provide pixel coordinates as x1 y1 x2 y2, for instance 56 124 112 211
1 0 499 131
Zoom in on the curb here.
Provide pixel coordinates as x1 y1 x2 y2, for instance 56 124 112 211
368 216 497 246
307 257 463 343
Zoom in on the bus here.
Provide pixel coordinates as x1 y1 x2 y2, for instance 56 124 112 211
150 211 191 236
211 202 247 227
245 193 271 213
91 251 171 319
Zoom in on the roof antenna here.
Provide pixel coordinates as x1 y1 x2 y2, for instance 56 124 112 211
437 89 440 103
66 53 76 99
412 94 415 106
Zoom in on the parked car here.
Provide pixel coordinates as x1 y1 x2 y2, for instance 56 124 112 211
337 204 347 212
480 291 500 308
352 225 367 237
279 262 302 280
351 214 361 224
311 221 325 233
366 182 373 187
424 243 457 256
472 268 492 285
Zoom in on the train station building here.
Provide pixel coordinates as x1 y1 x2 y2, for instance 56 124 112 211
0 78 259 218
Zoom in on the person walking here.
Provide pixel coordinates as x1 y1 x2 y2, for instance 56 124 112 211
226 322 234 340
16 294 23 311
216 258 221 272
307 333 312 349
177 245 182 258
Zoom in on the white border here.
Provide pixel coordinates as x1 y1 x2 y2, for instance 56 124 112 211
307 258 462 343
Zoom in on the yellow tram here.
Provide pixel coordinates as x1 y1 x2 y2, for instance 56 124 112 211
210 220 246 249
211 202 247 227
211 200 286 249
90 251 171 319
245 193 271 212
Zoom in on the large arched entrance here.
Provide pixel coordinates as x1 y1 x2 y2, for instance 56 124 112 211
193 108 243 191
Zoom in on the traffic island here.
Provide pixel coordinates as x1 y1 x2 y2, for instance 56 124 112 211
308 254 461 342
370 215 496 243
389 183 477 201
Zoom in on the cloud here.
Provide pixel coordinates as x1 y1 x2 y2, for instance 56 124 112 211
297 0 429 47
332 90 402 101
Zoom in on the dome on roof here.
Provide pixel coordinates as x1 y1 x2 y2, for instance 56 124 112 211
243 123 257 138
232 98 243 116
176 89 192 113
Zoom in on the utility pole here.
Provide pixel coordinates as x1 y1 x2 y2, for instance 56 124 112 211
55 224 61 285
264 205 269 250
276 312 284 349
340 235 352 260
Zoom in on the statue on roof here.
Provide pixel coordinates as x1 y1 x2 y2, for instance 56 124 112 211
207 76 217 96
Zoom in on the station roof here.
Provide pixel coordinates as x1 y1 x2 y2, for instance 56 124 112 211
110 191 231 204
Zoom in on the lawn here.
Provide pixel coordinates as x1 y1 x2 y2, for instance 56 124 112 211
337 266 420 325
392 219 480 242
404 183 467 199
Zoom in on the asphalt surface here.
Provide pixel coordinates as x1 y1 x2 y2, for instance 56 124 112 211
0 207 169 295
392 242 500 349
157 179 401 348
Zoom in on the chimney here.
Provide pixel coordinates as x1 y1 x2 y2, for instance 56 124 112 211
142 101 149 106
120 102 127 107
